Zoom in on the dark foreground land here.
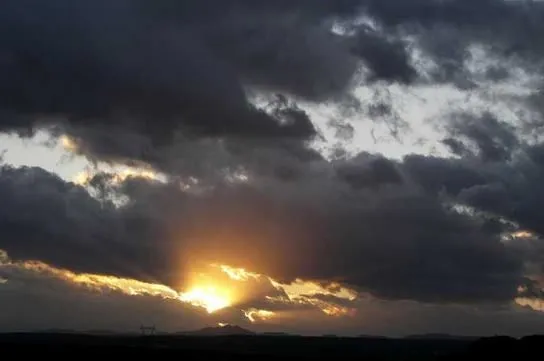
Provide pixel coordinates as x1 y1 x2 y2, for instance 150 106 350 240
0 333 542 360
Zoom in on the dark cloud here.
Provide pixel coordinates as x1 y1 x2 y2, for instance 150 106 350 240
442 112 520 162
364 0 541 50
0 260 211 332
0 165 180 284
0 162 527 305
403 140 544 240
335 152 403 189
349 29 417 84
5 0 544 335
0 0 362 151
398 141 544 301
403 155 486 195
360 0 544 87
2 0 542 171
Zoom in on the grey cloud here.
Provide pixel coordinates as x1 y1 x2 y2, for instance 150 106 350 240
0 0 362 163
350 29 417 84
0 165 180 284
335 152 403 189
363 0 537 48
5 0 544 331
403 141 544 237
4 0 543 173
403 155 487 195
360 0 544 87
0 162 526 305
443 112 520 162
398 140 544 298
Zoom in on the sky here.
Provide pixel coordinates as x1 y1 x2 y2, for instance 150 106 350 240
2 0 544 337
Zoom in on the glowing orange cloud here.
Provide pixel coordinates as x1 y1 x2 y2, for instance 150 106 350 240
515 297 544 312
211 264 359 320
1 249 360 322
270 279 357 301
215 264 261 282
266 278 358 317
17 261 180 299
511 230 534 239
73 168 161 187
59 135 79 153
1 255 233 314
243 308 276 323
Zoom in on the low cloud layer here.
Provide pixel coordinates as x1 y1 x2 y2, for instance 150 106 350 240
0 155 534 305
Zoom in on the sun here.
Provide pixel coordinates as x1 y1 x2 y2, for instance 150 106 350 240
179 286 232 313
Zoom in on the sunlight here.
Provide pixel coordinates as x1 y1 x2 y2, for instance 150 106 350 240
179 286 232 313
1 249 359 321
17 260 180 299
73 168 161 186
59 134 79 153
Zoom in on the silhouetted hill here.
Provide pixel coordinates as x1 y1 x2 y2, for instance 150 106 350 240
85 329 124 336
34 328 78 334
178 324 255 336
262 332 295 337
467 335 544 359
0 332 541 359
405 333 479 340
358 334 389 339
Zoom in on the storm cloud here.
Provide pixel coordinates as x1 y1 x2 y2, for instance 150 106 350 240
3 0 544 335
3 0 544 169
0 159 528 305
0 0 359 147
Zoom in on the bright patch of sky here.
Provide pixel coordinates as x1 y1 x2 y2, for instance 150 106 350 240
1 131 88 180
1 43 540 182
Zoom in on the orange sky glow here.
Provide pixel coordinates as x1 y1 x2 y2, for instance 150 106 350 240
0 250 362 323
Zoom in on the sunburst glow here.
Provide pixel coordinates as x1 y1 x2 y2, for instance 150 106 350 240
1 249 359 322
179 286 232 313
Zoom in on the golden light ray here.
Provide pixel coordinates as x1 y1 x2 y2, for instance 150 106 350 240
270 279 357 301
215 264 261 282
2 248 359 320
213 264 359 319
19 261 180 299
1 254 232 314
265 294 356 318
243 308 276 323
26 260 233 314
